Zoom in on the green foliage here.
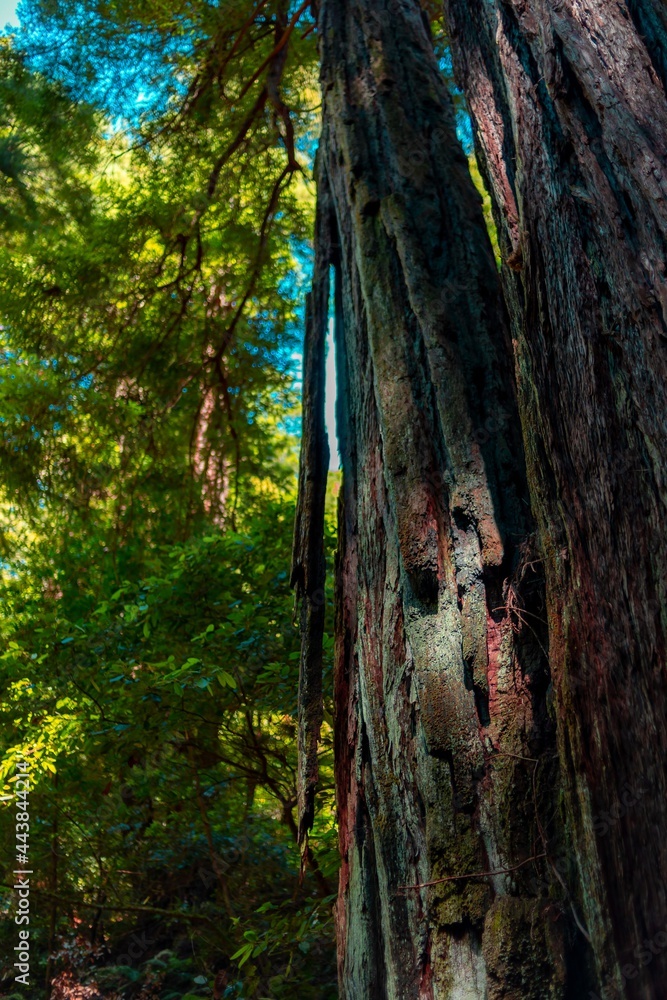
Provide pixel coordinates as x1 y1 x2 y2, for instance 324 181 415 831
0 498 339 997
468 152 500 266
0 4 337 996
0 1 317 545
0 1 481 995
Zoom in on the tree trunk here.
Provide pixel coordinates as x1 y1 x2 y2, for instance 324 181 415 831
295 0 598 995
442 0 667 995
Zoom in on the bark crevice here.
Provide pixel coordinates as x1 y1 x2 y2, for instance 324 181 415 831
294 0 582 995
443 0 667 992
291 154 332 842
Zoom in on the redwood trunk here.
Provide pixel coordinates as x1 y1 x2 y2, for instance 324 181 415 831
442 0 667 995
295 0 597 995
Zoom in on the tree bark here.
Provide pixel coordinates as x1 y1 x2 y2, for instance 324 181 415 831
291 165 331 841
442 0 667 995
296 0 598 995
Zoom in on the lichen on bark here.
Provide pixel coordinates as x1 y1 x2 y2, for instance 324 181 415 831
294 0 594 995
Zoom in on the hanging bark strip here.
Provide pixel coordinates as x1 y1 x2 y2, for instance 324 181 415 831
291 156 331 843
442 0 667 994
311 0 586 995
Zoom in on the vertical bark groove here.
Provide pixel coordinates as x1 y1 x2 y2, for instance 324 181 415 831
291 157 331 841
442 0 667 994
296 0 593 995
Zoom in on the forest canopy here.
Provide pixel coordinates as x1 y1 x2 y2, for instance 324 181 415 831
0 2 340 997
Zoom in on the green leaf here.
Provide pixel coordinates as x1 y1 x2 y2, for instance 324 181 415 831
231 942 254 968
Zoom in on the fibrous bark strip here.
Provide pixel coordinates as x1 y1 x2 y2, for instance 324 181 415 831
291 157 331 842
294 0 594 995
442 0 667 994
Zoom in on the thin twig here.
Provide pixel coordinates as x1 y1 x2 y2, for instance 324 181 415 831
235 0 311 104
486 748 592 943
397 853 547 892
3 886 219 929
